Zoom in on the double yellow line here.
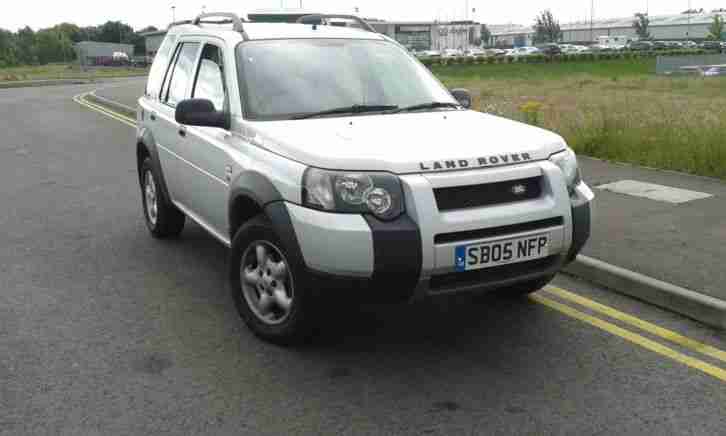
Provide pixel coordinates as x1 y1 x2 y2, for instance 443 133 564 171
535 286 726 382
73 91 137 128
74 90 726 383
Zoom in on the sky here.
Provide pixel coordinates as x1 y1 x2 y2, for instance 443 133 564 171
2 0 725 31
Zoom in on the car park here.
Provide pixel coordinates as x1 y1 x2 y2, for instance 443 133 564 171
536 43 562 56
136 12 593 344
442 48 464 58
627 41 653 51
701 40 724 51
506 46 540 57
465 48 486 57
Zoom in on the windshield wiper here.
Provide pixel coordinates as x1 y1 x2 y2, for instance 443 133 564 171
389 101 461 114
292 104 398 120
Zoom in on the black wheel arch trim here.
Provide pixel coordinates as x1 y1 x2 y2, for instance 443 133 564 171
228 170 286 237
567 201 591 263
137 127 172 202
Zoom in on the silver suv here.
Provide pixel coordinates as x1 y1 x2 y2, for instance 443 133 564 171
136 12 594 344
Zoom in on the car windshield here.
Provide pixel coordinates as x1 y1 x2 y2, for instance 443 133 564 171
236 39 456 120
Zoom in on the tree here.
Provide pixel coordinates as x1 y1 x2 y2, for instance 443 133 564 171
533 10 562 44
15 26 36 64
34 29 74 64
97 21 134 44
52 23 81 43
708 15 725 41
0 28 19 67
633 13 651 40
481 24 492 47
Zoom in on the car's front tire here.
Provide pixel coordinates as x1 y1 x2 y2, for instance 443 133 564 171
140 157 185 238
229 215 313 345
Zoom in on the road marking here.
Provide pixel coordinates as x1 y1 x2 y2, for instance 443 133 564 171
73 92 137 128
544 286 726 365
597 180 712 204
531 293 726 383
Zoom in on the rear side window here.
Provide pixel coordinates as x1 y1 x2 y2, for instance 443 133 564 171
145 34 178 98
164 42 200 107
192 44 227 111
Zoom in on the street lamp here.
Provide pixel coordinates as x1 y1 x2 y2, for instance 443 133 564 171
590 0 594 43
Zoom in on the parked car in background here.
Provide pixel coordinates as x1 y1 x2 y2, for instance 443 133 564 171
682 40 698 49
627 41 654 51
537 44 562 56
417 49 441 58
465 48 486 57
442 48 464 58
701 40 723 51
485 48 508 57
652 41 669 50
506 46 540 58
112 51 130 66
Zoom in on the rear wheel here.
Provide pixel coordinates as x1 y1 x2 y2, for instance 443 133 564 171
229 215 313 345
140 158 185 238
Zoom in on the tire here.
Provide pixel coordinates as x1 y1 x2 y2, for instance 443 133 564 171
139 157 185 238
495 274 556 298
229 215 313 345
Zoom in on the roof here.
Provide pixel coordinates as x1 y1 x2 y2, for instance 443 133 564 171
167 21 385 42
492 11 726 35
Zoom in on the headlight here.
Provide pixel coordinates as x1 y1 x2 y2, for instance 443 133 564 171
550 148 581 193
302 168 405 221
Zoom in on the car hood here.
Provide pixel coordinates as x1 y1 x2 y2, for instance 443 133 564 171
242 110 567 175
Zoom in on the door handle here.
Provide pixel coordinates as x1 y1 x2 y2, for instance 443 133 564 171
149 112 157 121
178 127 187 137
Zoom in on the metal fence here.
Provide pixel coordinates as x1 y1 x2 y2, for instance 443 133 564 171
656 54 726 75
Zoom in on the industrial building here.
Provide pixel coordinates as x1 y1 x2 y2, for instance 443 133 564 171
370 21 483 51
142 12 483 57
142 30 167 58
74 41 134 66
492 11 726 47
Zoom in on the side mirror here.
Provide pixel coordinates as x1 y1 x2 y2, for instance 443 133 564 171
175 99 230 129
450 88 472 109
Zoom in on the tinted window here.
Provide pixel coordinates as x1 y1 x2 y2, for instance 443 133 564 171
193 45 226 111
165 42 200 107
237 39 454 120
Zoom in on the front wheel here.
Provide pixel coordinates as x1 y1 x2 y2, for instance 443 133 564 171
229 215 313 345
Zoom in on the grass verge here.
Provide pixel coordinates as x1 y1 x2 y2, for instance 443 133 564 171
0 63 148 82
434 58 726 179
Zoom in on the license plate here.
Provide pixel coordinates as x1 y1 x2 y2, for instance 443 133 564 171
455 234 550 272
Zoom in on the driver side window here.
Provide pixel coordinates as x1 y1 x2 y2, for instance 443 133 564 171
193 44 227 111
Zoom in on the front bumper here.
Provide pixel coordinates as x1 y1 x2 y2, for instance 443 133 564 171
284 162 593 303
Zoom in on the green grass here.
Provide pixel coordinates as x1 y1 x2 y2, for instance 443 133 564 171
432 57 656 82
0 63 148 82
433 59 726 179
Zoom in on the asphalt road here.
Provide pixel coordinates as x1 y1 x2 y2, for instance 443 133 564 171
2 80 726 436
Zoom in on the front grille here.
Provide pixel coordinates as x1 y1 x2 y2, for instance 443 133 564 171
429 255 560 291
434 176 542 212
434 217 564 245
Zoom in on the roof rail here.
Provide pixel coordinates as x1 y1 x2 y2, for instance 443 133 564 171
192 12 249 39
296 14 377 33
167 20 192 29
